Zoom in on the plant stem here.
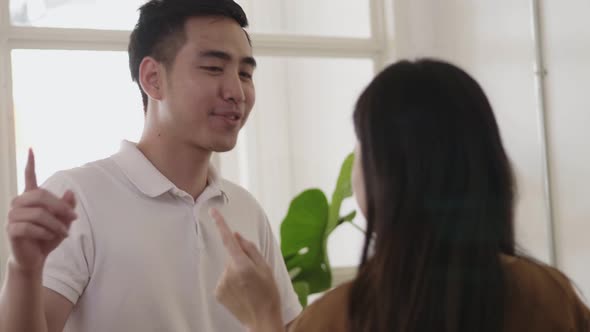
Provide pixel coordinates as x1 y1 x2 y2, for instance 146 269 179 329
348 221 366 233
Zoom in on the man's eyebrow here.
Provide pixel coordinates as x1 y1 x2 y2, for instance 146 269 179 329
199 50 231 61
242 56 257 68
199 50 257 68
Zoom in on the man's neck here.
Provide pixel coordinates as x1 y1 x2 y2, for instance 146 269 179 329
137 136 211 200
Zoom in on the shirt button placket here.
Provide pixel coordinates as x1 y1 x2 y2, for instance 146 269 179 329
192 200 206 249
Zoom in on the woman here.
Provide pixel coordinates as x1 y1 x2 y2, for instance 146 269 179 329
210 59 590 332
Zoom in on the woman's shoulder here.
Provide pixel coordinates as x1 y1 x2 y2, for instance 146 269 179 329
288 282 353 332
501 255 590 331
502 254 579 298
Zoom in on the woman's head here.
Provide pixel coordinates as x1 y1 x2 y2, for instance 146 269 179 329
350 59 516 332
352 58 515 257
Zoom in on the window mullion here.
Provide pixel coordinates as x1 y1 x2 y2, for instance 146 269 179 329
7 26 130 51
7 26 382 58
0 0 16 277
252 34 380 58
371 0 396 70
1 0 9 32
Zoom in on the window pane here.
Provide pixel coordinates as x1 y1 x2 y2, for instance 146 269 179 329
10 0 371 37
246 0 371 37
11 50 144 192
10 0 146 30
220 56 374 267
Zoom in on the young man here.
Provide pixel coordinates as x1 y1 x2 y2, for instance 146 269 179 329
0 0 301 331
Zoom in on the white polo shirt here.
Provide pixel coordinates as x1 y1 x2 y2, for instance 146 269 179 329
42 141 301 331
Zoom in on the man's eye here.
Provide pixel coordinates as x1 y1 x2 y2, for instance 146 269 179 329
201 66 223 72
240 72 253 79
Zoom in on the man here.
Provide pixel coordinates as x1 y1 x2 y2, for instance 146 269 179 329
0 0 301 331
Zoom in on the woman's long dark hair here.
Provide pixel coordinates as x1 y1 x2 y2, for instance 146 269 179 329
349 59 516 332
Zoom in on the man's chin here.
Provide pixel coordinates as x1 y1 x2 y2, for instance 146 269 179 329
209 140 238 153
212 146 234 153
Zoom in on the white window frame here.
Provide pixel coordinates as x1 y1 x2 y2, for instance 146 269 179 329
0 0 395 277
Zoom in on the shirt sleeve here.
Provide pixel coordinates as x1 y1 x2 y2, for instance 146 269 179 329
41 171 95 305
260 214 303 325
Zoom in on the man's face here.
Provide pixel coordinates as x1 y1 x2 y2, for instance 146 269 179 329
157 16 256 152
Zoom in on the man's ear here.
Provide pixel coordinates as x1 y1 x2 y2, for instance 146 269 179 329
139 56 164 102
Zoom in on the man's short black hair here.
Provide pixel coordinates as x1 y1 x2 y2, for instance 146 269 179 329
128 0 250 111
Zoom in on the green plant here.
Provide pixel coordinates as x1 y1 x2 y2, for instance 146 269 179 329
280 153 362 306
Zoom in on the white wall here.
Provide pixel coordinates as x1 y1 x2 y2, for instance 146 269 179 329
391 0 590 299
541 0 590 298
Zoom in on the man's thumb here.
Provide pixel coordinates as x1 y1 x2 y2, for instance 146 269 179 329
62 190 77 209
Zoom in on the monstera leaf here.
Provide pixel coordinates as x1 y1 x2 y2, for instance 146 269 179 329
281 189 331 295
327 153 355 234
292 281 311 307
280 153 356 306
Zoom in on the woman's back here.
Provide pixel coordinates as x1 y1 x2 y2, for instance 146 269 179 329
288 256 590 332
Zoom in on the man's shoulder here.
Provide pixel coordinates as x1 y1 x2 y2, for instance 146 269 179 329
42 156 119 193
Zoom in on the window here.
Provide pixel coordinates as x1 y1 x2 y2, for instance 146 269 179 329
10 0 144 30
10 0 371 37
0 0 393 273
11 50 144 193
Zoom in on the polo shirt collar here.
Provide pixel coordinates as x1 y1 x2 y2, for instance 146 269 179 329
206 164 229 203
112 140 227 200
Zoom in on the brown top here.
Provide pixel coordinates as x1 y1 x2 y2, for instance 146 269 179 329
288 256 590 332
